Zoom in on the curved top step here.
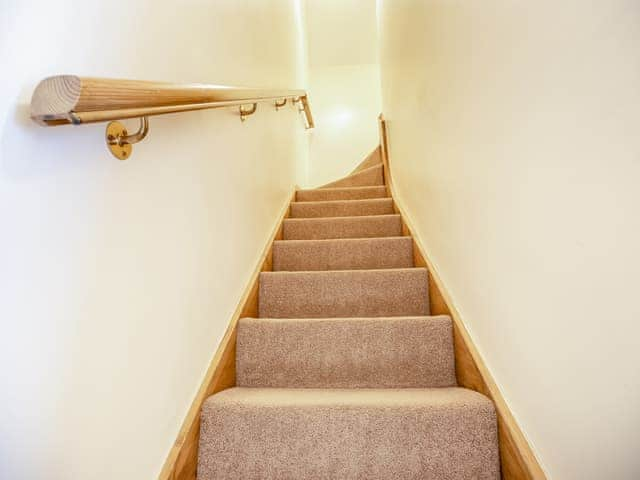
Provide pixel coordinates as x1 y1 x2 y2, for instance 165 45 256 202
320 164 384 188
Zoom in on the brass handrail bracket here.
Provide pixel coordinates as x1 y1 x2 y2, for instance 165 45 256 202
106 117 149 160
294 96 314 129
239 103 258 122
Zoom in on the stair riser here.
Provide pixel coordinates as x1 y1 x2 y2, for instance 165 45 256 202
237 316 456 388
296 186 387 202
283 214 402 240
259 269 429 318
290 198 394 218
273 237 413 271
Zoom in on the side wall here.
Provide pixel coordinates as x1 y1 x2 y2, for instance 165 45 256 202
304 0 382 186
378 1 640 479
0 1 308 479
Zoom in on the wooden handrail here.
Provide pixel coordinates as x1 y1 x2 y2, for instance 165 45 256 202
30 76 314 127
30 76 313 160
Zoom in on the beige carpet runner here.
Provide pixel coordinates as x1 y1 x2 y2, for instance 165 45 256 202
197 162 500 479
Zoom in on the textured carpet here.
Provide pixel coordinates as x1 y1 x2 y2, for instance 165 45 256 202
272 237 414 271
237 316 456 388
349 147 382 174
320 164 384 188
197 161 500 479
296 185 388 202
284 214 402 240
199 388 500 480
259 268 429 318
289 198 394 218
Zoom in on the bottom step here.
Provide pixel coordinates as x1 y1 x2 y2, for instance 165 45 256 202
198 387 500 480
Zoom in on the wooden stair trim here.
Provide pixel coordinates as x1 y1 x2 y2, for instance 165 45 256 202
157 189 295 480
378 115 546 479
30 76 313 126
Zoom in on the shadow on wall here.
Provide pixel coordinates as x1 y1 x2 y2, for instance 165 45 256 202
2 99 102 178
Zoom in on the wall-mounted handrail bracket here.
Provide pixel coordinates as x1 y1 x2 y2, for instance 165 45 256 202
239 103 258 122
294 96 314 130
275 98 287 110
105 116 149 160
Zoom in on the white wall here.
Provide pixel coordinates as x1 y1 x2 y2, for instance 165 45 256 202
0 1 308 479
378 1 640 479
304 0 381 186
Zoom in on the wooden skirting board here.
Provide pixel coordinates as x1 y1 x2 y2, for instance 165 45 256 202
378 115 547 480
157 189 294 480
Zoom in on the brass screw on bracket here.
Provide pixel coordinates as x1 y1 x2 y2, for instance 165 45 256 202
105 117 149 160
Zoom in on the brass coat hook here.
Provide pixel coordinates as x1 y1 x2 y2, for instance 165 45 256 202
239 103 258 122
275 98 287 110
105 116 149 160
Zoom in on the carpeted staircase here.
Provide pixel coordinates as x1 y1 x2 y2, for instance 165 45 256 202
197 160 500 479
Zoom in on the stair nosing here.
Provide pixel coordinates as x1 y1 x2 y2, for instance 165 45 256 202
273 236 410 244
284 213 400 222
240 314 449 322
260 266 427 275
290 197 393 206
297 185 387 192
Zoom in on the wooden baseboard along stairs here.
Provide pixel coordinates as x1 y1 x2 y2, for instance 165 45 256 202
158 119 546 479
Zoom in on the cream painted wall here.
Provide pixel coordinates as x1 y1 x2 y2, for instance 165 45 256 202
304 0 382 186
378 1 640 479
307 64 382 186
0 1 308 479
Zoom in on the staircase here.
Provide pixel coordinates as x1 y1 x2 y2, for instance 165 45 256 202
196 160 500 479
